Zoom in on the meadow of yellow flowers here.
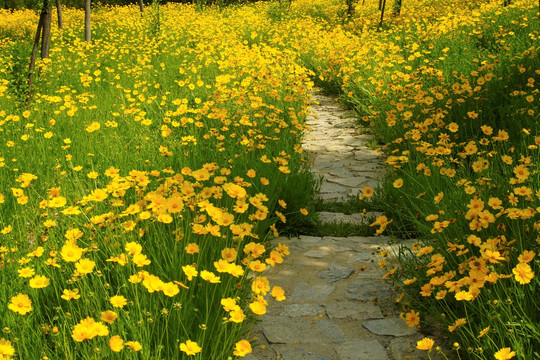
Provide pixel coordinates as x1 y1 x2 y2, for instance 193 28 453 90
0 0 538 359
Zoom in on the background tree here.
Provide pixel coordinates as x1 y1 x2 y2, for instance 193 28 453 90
85 0 90 41
56 0 63 28
28 0 52 103
393 0 401 16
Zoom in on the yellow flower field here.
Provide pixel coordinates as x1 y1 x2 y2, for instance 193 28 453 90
0 0 538 359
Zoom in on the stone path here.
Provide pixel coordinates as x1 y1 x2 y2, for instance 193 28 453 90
247 92 428 360
302 93 385 203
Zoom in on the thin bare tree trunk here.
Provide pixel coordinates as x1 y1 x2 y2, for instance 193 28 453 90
379 0 386 27
138 0 144 14
393 0 402 16
85 0 91 42
41 2 52 59
55 0 63 29
28 0 49 105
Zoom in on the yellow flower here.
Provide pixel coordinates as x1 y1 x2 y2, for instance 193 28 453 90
494 348 516 360
100 310 118 324
200 270 220 284
182 265 198 281
110 295 127 308
125 341 142 351
109 335 124 353
75 258 95 274
179 340 202 356
61 289 81 301
448 318 467 332
29 275 50 289
17 267 35 278
0 338 15 357
132 253 151 267
361 186 374 199
512 262 534 285
270 286 286 301
249 301 266 315
85 122 101 132
477 326 490 338
8 293 32 315
251 276 270 296
229 309 246 323
393 178 404 188
71 317 109 342
185 243 199 255
162 282 180 297
454 291 473 301
416 337 435 351
404 310 420 327
233 340 252 357
125 242 142 255
518 250 535 263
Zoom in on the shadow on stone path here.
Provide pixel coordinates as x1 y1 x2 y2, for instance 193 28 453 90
247 91 429 360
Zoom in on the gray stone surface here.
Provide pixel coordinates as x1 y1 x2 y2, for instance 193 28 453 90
291 282 335 302
263 317 345 344
282 304 326 317
320 182 349 194
346 280 393 302
317 211 372 225
362 318 417 337
304 249 330 258
273 345 332 360
325 302 383 320
318 263 354 283
335 340 389 360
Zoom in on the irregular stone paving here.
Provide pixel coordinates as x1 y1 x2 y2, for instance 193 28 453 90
246 93 431 359
302 93 385 203
247 235 429 360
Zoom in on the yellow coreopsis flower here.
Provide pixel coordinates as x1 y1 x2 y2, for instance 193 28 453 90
8 293 32 315
179 340 202 356
416 337 434 351
109 335 124 352
233 340 252 357
110 295 127 308
29 275 50 289
494 348 516 360
513 263 534 285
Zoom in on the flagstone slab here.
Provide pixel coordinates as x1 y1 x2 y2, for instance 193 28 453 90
345 279 393 302
291 282 336 302
335 340 389 360
363 318 417 337
273 346 332 360
282 303 326 318
262 316 345 344
324 302 383 320
318 263 354 283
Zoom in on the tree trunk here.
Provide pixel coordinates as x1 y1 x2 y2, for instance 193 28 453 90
55 0 63 29
41 2 52 59
379 0 386 27
138 0 144 14
347 0 355 16
28 0 49 105
85 0 91 42
393 0 401 16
